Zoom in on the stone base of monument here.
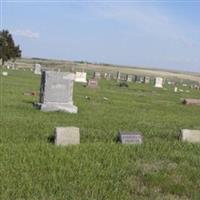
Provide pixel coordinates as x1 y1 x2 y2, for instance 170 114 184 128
37 102 78 113
180 129 200 143
54 127 80 146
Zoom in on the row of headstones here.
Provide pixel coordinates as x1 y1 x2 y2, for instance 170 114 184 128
35 71 200 145
36 70 200 114
34 64 200 92
54 127 200 146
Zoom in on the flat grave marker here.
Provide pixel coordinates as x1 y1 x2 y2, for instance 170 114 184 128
181 129 200 143
87 79 98 88
55 127 80 146
118 131 143 144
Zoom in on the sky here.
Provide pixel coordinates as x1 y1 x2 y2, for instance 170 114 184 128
1 0 200 72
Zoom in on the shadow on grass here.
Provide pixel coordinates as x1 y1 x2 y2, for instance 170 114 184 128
22 100 35 105
47 135 55 144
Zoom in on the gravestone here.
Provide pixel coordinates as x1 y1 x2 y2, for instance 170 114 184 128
2 71 8 76
118 73 127 81
55 127 80 146
87 79 98 88
34 63 42 75
75 72 87 83
154 77 163 88
174 87 178 92
183 98 200 105
37 71 78 113
127 74 133 82
144 76 150 84
135 75 141 83
117 72 121 80
139 76 145 83
180 129 200 143
118 131 143 144
106 73 112 80
93 72 101 79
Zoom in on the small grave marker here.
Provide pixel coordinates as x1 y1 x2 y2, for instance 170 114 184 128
154 77 163 88
93 72 101 79
34 63 42 75
54 127 80 146
180 129 200 143
118 131 143 144
87 79 98 88
75 72 87 83
2 71 8 76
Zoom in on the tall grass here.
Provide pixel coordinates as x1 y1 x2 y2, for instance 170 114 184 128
1 69 200 199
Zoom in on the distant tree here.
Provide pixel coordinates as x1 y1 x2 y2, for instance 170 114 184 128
0 30 21 65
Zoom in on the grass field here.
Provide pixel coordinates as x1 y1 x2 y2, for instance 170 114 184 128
1 69 200 199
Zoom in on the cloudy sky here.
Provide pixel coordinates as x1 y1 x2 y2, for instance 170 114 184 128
2 1 200 72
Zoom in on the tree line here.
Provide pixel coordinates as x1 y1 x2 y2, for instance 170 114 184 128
0 30 21 65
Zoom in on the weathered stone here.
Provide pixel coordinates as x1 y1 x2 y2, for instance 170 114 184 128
144 76 150 84
93 72 101 79
75 72 87 83
2 71 8 76
183 98 200 105
126 74 133 82
181 129 200 143
118 131 143 144
87 79 98 88
34 63 42 75
55 127 80 146
37 71 77 113
154 77 163 88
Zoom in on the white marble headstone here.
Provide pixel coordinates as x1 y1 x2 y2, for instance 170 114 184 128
75 72 87 83
155 77 163 88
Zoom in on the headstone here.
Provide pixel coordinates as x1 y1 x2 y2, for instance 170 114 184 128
93 72 101 79
75 72 87 83
180 129 200 143
174 87 178 92
126 74 133 82
34 63 42 75
183 98 200 105
154 77 163 88
168 81 172 85
117 72 121 80
135 75 141 83
2 71 8 76
106 73 111 80
55 127 80 146
87 79 98 88
144 76 150 84
139 76 145 83
37 71 78 113
118 73 127 81
118 131 143 144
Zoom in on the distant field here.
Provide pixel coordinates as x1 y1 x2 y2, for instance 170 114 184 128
14 57 200 82
1 69 200 199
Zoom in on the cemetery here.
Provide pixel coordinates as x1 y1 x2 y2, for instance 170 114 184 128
1 65 200 199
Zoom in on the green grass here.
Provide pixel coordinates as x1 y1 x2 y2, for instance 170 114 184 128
1 69 200 199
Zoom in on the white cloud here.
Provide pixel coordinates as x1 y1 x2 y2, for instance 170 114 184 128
12 29 40 39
